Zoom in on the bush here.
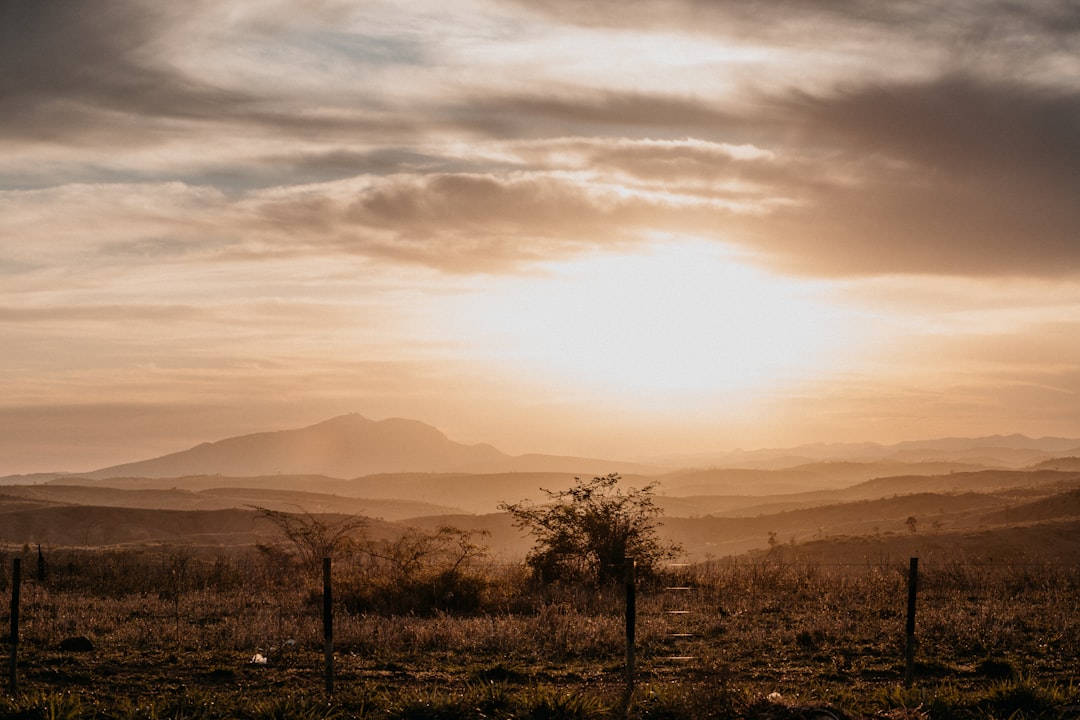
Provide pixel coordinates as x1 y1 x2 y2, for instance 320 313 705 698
501 474 682 586
340 526 494 615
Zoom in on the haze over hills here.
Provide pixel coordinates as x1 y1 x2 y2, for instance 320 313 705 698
3 414 1080 562
77 414 659 480
2 429 1079 561
0 483 463 521
3 414 1079 485
673 435 1080 470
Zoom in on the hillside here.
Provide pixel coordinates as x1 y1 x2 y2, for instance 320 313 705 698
0 505 407 548
47 466 1080 519
653 460 995 497
695 434 1080 469
840 469 1080 499
658 491 1014 558
402 488 1080 563
40 472 646 515
1031 456 1080 471
0 483 464 520
4 468 1079 566
3 415 1080 565
977 488 1080 524
0 506 275 547
761 517 1080 564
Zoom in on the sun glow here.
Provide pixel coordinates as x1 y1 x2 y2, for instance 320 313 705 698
450 240 854 404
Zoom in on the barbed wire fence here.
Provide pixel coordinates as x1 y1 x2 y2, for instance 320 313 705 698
4 546 1080 698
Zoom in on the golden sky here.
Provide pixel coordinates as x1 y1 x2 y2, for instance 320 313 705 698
2 0 1080 473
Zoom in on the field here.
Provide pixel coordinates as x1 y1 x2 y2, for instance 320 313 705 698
3 546 1079 719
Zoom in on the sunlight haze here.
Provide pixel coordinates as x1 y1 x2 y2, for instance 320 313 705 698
2 0 1079 473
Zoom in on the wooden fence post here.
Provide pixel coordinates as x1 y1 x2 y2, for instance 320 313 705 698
8 557 20 696
624 557 636 703
904 557 918 686
323 557 333 696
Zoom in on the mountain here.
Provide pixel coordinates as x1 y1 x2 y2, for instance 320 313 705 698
653 460 992 497
82 414 652 480
679 435 1080 470
18 414 1078 492
83 414 507 478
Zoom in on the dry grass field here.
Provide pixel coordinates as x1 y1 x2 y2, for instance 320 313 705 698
3 545 1078 719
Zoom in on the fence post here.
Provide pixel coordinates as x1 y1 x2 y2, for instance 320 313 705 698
323 557 333 696
8 557 20 696
904 557 918 686
624 557 636 703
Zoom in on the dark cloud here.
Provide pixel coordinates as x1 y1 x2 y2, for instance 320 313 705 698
252 172 636 272
982 0 1080 38
130 147 459 195
0 0 252 142
5 1 1075 280
452 91 745 140
245 163 783 273
504 0 923 41
509 0 1080 43
787 76 1080 182
238 69 1080 279
425 74 1080 278
750 75 1080 276
0 1 434 150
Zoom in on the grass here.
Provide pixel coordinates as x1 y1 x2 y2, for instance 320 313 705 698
2 547 1079 719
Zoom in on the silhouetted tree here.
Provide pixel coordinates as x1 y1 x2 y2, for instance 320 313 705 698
358 525 491 613
500 473 681 586
254 506 366 578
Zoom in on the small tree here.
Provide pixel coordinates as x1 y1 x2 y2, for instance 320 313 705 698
254 506 367 578
500 473 681 586
356 525 491 613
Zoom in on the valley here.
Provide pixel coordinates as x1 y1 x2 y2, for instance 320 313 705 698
3 416 1080 719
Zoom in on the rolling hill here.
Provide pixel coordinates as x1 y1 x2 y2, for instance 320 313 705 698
4 414 1080 564
0 483 464 520
4 469 1080 563
0 505 407 548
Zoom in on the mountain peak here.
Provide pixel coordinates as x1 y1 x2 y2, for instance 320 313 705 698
87 414 505 479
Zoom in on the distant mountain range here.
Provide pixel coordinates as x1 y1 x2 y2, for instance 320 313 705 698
3 413 1078 484
76 414 658 479
669 434 1080 470
3 412 1080 560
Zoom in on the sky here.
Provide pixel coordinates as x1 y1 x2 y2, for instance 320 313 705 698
2 0 1080 474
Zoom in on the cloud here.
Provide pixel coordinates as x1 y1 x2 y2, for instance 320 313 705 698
509 0 1080 47
452 90 744 139
4 4 1078 282
0 0 254 143
240 158 794 273
747 75 1080 277
0 182 232 273
0 0 418 156
246 172 629 271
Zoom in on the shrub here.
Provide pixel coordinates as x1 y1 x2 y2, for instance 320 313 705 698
254 506 367 580
501 474 681 587
340 526 493 615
